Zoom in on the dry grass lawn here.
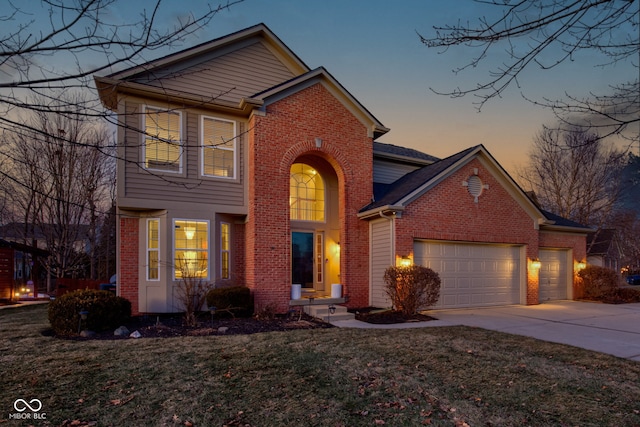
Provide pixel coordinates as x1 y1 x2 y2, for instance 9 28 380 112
1 304 639 426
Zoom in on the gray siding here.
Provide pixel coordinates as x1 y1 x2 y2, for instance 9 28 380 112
121 100 245 208
370 218 393 308
373 158 421 184
130 40 296 104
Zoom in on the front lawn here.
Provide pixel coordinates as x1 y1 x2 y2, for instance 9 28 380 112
1 304 639 426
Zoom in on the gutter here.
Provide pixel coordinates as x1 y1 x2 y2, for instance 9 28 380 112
357 205 405 220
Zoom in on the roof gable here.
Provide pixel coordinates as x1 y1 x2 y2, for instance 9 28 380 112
96 24 310 111
360 145 544 222
252 67 389 139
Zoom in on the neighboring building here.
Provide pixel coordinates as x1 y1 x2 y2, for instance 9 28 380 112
0 222 91 254
95 24 591 315
587 229 622 272
0 239 49 300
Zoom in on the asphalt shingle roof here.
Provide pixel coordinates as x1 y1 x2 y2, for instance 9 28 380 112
373 142 440 163
362 145 479 212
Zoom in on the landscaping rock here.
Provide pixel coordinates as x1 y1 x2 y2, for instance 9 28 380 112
217 326 228 334
80 330 96 338
114 326 130 337
130 330 142 338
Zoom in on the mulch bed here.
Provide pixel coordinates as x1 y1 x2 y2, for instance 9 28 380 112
47 312 334 340
46 307 440 340
352 307 437 324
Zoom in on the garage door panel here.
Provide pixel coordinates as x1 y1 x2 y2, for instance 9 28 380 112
414 241 521 309
539 249 568 302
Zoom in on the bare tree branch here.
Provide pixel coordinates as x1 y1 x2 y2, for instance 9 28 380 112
420 0 639 143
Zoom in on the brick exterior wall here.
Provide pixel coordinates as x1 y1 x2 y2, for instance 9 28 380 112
246 82 373 311
394 158 543 304
119 217 140 315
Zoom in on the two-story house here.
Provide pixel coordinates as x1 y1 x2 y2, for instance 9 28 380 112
96 24 590 315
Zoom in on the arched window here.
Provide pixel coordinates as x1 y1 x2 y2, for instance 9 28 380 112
290 163 325 221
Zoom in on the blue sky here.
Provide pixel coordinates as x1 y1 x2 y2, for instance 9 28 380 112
193 0 634 173
23 0 636 174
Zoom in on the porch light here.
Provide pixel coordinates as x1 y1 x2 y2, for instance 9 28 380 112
576 261 587 270
399 256 412 267
184 226 196 240
530 259 541 269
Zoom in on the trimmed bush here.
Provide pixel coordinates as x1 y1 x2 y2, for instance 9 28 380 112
206 286 253 317
607 287 640 303
384 265 441 316
578 265 619 300
48 289 131 335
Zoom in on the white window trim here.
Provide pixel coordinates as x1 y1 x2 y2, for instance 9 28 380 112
200 115 237 179
172 218 210 281
220 222 231 280
146 218 160 282
142 105 183 174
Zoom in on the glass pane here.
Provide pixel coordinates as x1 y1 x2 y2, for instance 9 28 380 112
290 163 325 221
221 223 230 250
292 232 314 288
148 220 158 249
148 251 158 280
203 117 235 177
174 220 208 279
145 108 181 171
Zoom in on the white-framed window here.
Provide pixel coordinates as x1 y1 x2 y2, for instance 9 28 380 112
201 116 236 178
173 219 209 280
147 219 160 281
143 106 183 173
290 163 325 222
220 222 230 279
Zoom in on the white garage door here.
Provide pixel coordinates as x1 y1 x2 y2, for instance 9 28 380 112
414 241 522 309
539 249 569 302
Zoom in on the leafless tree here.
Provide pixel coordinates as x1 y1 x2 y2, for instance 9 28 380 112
420 0 639 144
1 93 115 287
518 126 626 227
0 0 241 194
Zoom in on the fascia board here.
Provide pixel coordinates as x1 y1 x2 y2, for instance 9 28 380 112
95 76 262 114
357 205 405 220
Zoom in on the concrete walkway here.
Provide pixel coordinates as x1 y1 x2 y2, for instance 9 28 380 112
332 301 640 362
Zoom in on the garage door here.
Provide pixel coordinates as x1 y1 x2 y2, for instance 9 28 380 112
539 249 569 302
414 241 522 309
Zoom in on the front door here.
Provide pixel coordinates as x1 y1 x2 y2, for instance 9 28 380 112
292 231 324 290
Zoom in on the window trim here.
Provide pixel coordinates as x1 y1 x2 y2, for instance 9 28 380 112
142 105 183 174
200 115 237 180
172 219 210 281
220 222 231 280
146 218 160 282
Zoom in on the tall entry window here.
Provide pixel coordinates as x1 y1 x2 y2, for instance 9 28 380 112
290 163 325 222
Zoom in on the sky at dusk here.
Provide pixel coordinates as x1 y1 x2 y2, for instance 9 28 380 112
22 0 636 175
189 0 635 173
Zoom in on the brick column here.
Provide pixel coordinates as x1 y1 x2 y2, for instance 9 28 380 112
119 217 140 315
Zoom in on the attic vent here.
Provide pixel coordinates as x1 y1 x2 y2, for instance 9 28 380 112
465 175 487 203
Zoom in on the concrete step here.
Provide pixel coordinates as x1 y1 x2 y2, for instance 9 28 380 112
304 304 354 322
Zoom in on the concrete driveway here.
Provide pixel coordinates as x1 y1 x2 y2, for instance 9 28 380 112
333 301 640 361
